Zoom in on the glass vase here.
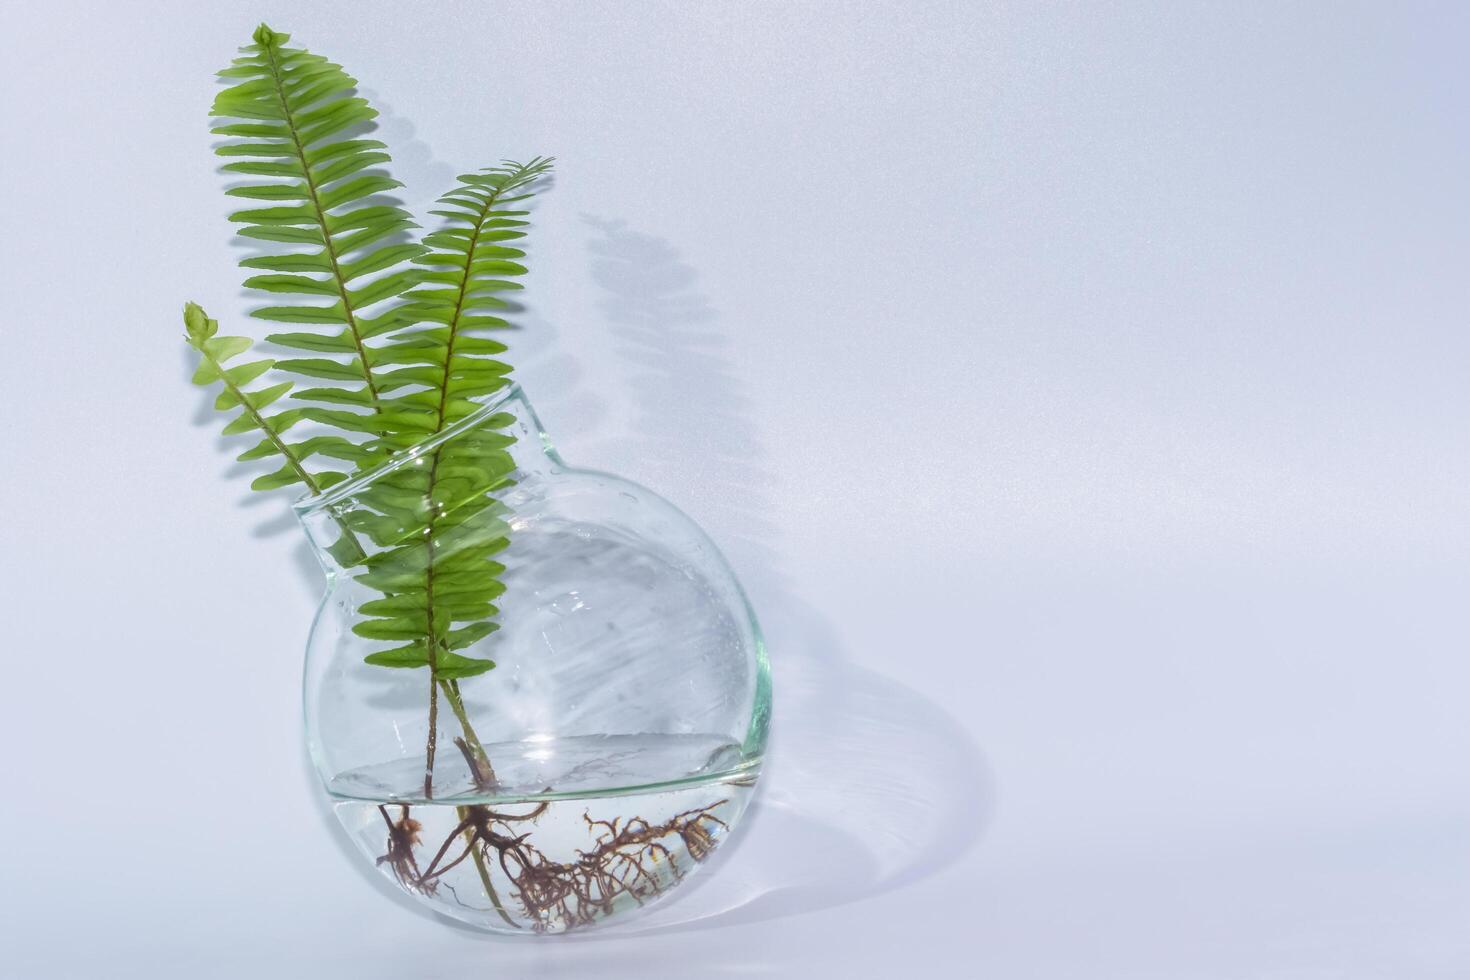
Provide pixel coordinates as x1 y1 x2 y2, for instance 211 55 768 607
293 384 769 934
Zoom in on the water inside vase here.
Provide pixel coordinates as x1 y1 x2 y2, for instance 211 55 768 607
328 733 758 933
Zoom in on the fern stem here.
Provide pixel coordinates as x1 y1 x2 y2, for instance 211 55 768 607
421 451 444 796
424 668 439 799
258 35 383 408
417 181 517 794
441 679 496 785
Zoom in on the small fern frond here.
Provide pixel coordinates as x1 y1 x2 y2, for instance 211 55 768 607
183 302 358 491
212 23 423 422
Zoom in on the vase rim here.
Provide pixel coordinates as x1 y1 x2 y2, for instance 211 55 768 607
292 381 528 517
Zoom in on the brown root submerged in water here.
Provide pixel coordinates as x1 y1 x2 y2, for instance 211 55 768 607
376 799 730 930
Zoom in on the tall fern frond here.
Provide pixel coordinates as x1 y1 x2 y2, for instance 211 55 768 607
211 24 423 443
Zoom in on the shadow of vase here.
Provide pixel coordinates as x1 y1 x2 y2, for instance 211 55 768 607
616 595 996 935
574 218 996 935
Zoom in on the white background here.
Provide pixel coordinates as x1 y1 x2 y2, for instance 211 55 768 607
2 2 1468 977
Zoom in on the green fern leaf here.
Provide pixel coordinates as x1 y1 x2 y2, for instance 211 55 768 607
182 302 348 494
212 25 424 432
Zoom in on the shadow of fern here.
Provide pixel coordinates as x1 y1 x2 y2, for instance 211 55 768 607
580 216 780 577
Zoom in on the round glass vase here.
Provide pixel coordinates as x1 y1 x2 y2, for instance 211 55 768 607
293 384 769 934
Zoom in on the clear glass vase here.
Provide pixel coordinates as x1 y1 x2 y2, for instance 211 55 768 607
293 384 769 934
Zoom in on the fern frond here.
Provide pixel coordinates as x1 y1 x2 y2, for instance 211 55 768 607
211 23 423 425
343 157 556 452
346 159 552 681
183 301 355 492
406 158 553 410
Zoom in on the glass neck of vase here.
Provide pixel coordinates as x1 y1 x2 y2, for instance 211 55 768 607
292 383 556 574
